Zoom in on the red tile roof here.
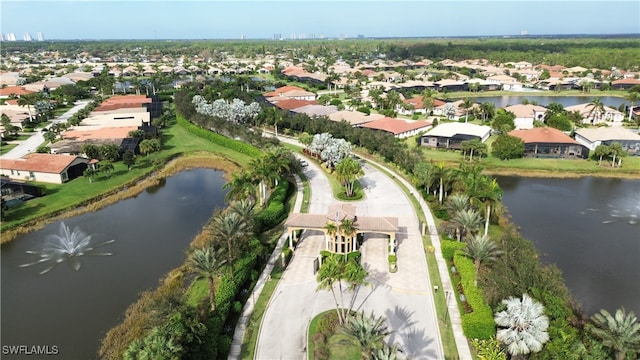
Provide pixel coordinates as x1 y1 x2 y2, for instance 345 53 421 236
1 153 83 173
62 126 138 140
360 117 431 135
0 86 36 96
274 98 317 110
94 95 151 111
612 78 640 85
263 85 306 97
509 127 578 144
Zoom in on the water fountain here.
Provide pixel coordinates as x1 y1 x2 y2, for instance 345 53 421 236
19 222 115 274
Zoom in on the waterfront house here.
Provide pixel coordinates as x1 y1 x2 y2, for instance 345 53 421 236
509 127 588 158
574 127 640 155
419 122 491 149
359 117 432 138
0 153 90 184
565 103 624 125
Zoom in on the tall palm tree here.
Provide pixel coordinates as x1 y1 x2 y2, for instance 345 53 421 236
450 208 483 241
608 142 626 168
249 156 273 207
340 311 392 359
412 162 435 195
316 255 345 324
209 211 249 274
461 98 474 123
432 162 451 204
475 177 503 236
587 307 640 360
586 98 606 124
229 198 256 232
480 102 496 123
188 247 227 311
495 294 550 357
625 91 638 121
344 259 369 316
462 234 503 285
222 171 256 203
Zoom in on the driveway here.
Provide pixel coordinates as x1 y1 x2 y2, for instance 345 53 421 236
1 99 91 159
254 152 443 359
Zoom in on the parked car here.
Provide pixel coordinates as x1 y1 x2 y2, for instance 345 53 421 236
299 160 309 167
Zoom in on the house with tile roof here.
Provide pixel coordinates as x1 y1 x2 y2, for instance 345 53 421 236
611 78 640 90
272 98 317 110
565 103 624 125
420 122 491 149
0 153 90 184
327 111 384 126
0 86 36 99
574 127 640 155
359 117 432 138
264 85 316 101
509 127 588 158
291 104 338 118
504 104 547 130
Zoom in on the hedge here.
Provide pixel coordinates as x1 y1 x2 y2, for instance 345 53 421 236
454 252 496 339
176 114 262 158
254 180 290 232
441 240 466 262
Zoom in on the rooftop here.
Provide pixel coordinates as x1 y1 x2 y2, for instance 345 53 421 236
509 127 579 144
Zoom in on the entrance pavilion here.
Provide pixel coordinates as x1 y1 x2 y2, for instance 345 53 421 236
284 203 399 255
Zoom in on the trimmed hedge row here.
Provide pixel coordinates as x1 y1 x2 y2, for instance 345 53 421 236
441 239 466 262
176 114 262 158
254 180 290 232
454 252 496 340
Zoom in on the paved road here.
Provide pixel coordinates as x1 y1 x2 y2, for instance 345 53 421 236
254 149 444 359
1 99 91 159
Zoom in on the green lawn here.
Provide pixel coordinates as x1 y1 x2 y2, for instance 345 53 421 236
0 142 18 155
308 310 360 360
1 119 254 235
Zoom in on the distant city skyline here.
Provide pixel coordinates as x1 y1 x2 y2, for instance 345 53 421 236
1 1 638 40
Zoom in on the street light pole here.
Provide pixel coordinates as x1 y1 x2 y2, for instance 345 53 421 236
444 290 451 325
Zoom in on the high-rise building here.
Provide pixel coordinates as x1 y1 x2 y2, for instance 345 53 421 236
0 33 5 42
23 33 32 41
7 33 16 41
37 32 44 41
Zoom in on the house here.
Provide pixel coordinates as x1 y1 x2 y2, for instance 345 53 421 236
264 85 316 101
0 86 36 99
434 79 466 92
358 117 432 138
504 104 547 129
509 127 588 158
432 100 476 121
565 103 624 125
486 75 523 91
0 153 90 184
574 127 640 155
420 122 492 149
328 110 384 126
611 78 640 90
1 176 43 207
272 98 317 110
291 104 339 118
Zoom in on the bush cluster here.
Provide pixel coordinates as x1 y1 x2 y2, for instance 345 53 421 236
454 253 496 340
441 239 466 261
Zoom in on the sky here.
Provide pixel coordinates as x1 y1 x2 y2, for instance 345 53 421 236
1 0 639 40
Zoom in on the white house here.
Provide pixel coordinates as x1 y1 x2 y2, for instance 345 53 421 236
0 153 90 184
504 104 547 130
565 103 624 125
574 127 640 155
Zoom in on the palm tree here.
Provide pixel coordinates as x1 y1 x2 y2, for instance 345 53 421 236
480 102 496 123
462 234 503 285
17 93 37 123
461 98 474 123
475 177 503 236
495 294 549 357
223 171 256 203
344 259 369 316
316 255 346 324
249 156 272 207
608 142 626 168
587 307 640 360
372 343 400 360
209 211 249 274
450 208 483 241
432 162 451 204
625 92 638 121
445 193 471 215
188 247 227 311
340 311 392 359
335 157 364 197
586 98 606 124
412 162 435 195
229 198 256 231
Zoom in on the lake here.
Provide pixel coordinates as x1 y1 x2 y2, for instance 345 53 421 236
0 169 227 359
495 176 640 316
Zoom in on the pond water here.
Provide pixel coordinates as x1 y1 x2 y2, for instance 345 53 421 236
453 95 627 109
1 169 227 359
495 176 640 316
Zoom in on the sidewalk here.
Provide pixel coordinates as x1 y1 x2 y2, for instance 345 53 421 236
227 174 304 360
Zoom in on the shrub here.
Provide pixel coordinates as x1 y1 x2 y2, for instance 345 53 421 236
441 239 466 262
454 253 495 339
317 311 340 335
